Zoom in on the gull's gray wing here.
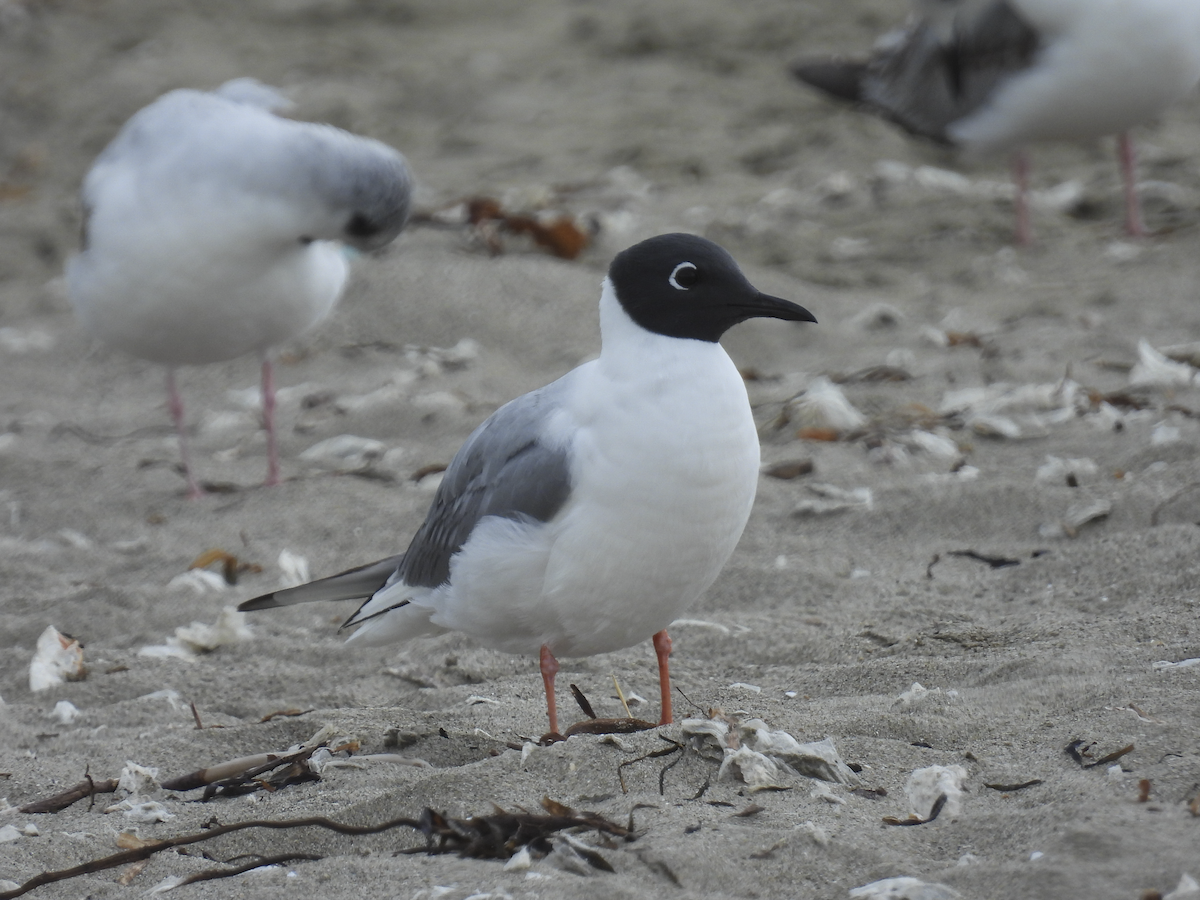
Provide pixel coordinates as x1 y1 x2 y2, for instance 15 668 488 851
238 376 574 616
395 377 573 589
792 0 1040 143
239 554 404 611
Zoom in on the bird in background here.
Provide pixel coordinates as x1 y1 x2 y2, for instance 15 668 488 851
240 233 817 738
67 78 414 497
791 0 1200 245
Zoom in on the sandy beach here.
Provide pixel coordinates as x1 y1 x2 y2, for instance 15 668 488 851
2 1 1200 898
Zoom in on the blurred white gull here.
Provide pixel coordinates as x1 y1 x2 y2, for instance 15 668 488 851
67 78 413 497
792 0 1200 244
240 234 817 737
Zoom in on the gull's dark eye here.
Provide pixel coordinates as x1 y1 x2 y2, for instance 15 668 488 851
345 212 382 239
669 261 698 290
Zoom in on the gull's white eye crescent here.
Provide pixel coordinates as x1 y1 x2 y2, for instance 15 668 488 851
669 262 698 290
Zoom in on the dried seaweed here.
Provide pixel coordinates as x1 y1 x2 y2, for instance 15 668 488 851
850 786 888 800
763 459 815 480
402 798 628 862
928 550 1019 578
1066 739 1134 768
188 549 261 585
565 717 659 738
617 738 684 794
0 800 630 899
463 197 590 259
984 777 1041 792
946 549 1020 568
570 683 598 719
882 793 947 826
258 708 314 723
830 365 912 383
557 683 656 738
162 733 355 798
410 462 448 483
19 773 118 814
795 426 841 442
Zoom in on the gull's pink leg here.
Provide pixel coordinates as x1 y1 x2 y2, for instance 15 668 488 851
540 644 561 735
1117 131 1145 238
261 356 280 486
1011 149 1033 247
652 629 673 725
166 369 203 499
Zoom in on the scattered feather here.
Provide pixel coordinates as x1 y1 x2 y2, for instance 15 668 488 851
50 700 81 725
173 608 253 654
277 549 310 588
793 483 873 516
140 608 252 659
167 569 228 594
787 377 867 433
29 626 86 692
1164 873 1200 900
1129 339 1198 390
849 876 961 900
1152 422 1181 445
904 765 966 820
906 430 960 460
1036 456 1098 485
1152 658 1200 670
299 435 388 471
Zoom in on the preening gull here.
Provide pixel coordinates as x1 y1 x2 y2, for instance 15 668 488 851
792 0 1200 244
67 78 414 496
241 233 817 737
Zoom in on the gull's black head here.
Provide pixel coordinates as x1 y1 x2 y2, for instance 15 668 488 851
608 233 816 342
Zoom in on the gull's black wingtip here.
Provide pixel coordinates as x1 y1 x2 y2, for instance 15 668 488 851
238 593 281 612
790 58 868 104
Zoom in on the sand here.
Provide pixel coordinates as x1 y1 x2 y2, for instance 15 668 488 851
2 1 1200 898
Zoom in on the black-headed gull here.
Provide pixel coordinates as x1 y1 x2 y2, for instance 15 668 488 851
67 79 413 497
792 0 1200 244
241 234 817 736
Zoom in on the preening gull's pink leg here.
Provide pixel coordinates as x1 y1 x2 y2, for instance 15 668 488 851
166 369 203 499
261 355 280 486
1117 131 1146 238
1011 149 1033 247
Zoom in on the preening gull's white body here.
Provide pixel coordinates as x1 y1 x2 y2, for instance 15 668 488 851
793 0 1200 243
242 234 818 736
67 79 413 495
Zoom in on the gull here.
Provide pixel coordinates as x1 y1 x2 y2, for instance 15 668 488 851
791 0 1200 244
67 78 413 497
240 233 817 736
